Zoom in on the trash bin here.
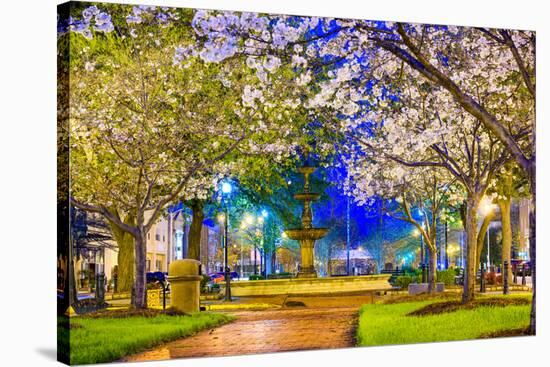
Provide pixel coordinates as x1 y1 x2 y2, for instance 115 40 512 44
167 259 202 313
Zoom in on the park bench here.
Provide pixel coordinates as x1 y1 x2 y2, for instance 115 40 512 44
380 268 405 277
380 267 405 284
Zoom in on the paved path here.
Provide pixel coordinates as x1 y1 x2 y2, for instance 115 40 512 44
124 306 359 362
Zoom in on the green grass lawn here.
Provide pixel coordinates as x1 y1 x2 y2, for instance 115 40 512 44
357 294 531 346
67 312 233 365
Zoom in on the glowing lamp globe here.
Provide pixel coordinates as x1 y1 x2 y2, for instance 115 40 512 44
221 182 232 194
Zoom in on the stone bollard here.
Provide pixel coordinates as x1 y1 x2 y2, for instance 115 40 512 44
168 259 202 313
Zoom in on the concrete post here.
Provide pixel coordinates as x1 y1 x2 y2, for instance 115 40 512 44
168 259 202 313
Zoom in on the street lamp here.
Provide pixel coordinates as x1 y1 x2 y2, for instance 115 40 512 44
259 210 268 278
241 213 258 275
244 214 254 226
221 181 232 195
219 181 232 302
479 196 496 269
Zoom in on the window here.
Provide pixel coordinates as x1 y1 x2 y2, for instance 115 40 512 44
163 235 165 241
146 260 151 272
155 234 160 241
147 233 150 240
156 260 162 271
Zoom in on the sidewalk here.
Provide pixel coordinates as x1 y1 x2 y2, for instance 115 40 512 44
124 306 359 361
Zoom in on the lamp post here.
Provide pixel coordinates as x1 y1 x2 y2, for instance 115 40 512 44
240 236 244 280
480 197 496 271
256 216 267 278
444 221 448 269
221 181 232 302
259 210 268 278
486 224 491 270
420 232 424 267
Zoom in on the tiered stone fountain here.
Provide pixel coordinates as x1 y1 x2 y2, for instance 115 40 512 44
229 164 392 297
284 166 328 278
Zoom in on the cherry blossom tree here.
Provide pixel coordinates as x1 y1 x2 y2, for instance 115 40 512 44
191 12 534 328
483 162 529 291
62 5 306 308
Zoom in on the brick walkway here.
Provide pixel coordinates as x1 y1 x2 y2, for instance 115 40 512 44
124 306 359 362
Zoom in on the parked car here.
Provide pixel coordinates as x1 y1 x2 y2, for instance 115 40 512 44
208 273 225 284
208 271 238 283
146 271 166 283
215 271 239 280
511 259 531 276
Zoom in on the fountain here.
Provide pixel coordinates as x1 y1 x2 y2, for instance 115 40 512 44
228 163 392 297
284 166 328 278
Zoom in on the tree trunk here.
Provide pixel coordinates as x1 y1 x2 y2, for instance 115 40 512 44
427 247 437 293
529 172 536 334
66 252 78 308
462 195 479 303
132 229 147 309
271 251 276 274
499 198 513 288
109 213 136 293
476 211 495 267
116 232 135 293
187 201 204 261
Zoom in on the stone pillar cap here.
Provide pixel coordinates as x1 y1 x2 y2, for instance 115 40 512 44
169 259 201 277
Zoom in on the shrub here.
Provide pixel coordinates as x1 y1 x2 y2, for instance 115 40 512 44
437 269 456 286
394 275 415 289
267 272 292 279
404 268 422 278
200 275 210 292
249 275 263 281
146 282 162 290
485 272 502 285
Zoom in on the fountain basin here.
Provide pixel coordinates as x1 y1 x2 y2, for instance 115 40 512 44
285 228 328 241
229 274 392 297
